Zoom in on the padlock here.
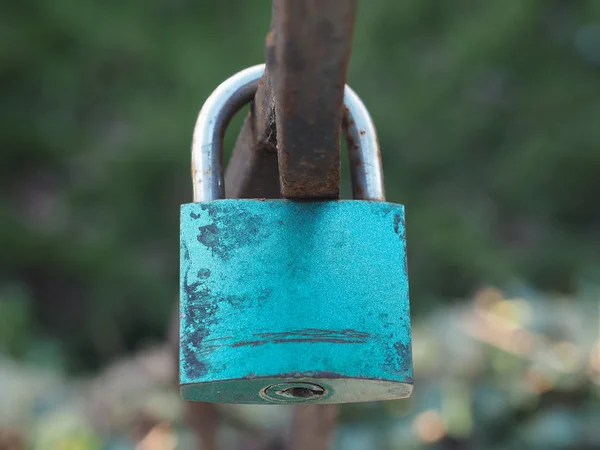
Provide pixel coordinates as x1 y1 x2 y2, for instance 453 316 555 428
180 64 412 404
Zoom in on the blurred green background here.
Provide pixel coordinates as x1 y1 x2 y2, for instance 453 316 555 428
2 0 600 449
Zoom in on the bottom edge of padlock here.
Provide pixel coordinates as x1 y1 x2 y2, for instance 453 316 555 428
179 376 413 405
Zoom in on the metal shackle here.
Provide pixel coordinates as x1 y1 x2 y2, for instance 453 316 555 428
191 64 385 202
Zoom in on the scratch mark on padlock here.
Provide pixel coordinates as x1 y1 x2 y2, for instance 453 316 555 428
181 262 218 378
230 328 369 348
393 213 401 235
383 341 413 376
181 241 190 261
396 341 413 375
257 328 369 340
394 212 409 274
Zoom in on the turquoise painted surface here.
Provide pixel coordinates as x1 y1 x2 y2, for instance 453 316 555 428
180 200 411 402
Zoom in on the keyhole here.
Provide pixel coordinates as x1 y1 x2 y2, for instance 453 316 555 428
261 382 326 402
280 386 324 399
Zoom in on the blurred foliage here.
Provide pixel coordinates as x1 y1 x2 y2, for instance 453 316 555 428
1 0 600 370
1 287 599 449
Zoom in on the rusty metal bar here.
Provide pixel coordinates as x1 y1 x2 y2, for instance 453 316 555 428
176 2 359 449
268 2 358 441
225 0 358 200
272 0 357 199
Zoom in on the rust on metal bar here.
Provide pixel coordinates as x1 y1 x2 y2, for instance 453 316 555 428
175 2 358 449
225 0 358 200
272 0 357 199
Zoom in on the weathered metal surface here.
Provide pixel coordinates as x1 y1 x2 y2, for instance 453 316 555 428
272 0 357 199
226 0 359 202
182 64 412 405
180 199 412 404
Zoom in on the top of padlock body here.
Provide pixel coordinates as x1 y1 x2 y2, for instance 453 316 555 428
181 65 412 404
190 63 385 202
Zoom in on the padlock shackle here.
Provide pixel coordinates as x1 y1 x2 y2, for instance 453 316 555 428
191 65 263 202
343 86 385 201
191 64 385 202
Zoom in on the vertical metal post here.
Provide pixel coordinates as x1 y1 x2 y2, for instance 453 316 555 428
176 1 358 449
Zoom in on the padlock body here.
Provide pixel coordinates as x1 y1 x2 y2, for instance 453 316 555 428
180 199 412 404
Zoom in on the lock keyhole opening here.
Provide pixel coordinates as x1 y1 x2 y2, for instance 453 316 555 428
261 382 326 402
280 386 324 399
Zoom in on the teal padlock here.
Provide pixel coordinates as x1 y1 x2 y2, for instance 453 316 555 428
180 64 412 404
